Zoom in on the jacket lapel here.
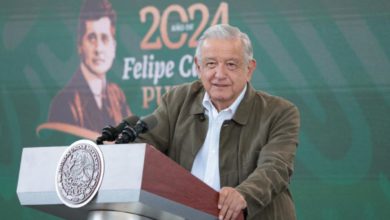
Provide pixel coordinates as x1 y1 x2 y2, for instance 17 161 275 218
188 85 208 158
232 83 256 126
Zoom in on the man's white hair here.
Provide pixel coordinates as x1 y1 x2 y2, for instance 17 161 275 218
195 24 254 64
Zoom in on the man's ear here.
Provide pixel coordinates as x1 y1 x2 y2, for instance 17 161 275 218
246 59 257 81
194 56 201 77
112 39 117 53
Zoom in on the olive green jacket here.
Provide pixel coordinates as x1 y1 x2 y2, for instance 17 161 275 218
139 80 300 220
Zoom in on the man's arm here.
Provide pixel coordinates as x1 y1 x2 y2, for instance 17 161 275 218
220 105 300 219
137 95 171 153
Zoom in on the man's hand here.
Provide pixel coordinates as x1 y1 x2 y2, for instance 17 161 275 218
218 187 247 220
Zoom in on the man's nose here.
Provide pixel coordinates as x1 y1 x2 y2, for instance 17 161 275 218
215 63 227 78
95 38 104 53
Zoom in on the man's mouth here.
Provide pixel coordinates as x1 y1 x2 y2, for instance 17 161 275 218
93 58 105 64
212 83 230 87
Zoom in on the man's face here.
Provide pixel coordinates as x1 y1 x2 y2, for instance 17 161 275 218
78 17 116 77
195 38 256 111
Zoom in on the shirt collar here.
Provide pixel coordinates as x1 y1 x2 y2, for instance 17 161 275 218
80 63 106 96
202 85 247 116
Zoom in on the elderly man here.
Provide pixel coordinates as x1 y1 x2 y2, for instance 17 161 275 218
139 24 300 220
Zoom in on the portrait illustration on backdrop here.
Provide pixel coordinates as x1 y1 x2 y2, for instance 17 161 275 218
37 0 132 140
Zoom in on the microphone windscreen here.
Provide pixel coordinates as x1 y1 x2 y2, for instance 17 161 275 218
122 115 140 127
140 114 158 131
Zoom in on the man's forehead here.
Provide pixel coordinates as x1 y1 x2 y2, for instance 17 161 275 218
201 41 243 62
84 17 112 31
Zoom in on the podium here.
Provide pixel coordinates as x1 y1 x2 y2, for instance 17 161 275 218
17 143 244 220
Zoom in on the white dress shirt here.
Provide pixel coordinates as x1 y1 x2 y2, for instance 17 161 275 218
191 85 247 191
81 63 106 109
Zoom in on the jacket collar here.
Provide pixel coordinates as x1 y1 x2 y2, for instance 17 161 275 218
232 83 256 125
189 81 207 115
190 81 256 125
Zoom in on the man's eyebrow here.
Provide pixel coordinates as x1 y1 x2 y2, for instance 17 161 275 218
203 57 216 62
226 58 240 62
202 57 241 63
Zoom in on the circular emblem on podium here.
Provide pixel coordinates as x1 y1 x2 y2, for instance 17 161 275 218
55 139 104 208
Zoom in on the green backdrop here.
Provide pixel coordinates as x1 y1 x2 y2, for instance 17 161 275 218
1 0 389 219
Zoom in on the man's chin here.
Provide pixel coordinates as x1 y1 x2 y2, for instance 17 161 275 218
90 67 109 76
210 89 230 97
210 94 231 103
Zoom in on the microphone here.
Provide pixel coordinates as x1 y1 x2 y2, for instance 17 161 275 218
115 114 158 144
96 115 140 144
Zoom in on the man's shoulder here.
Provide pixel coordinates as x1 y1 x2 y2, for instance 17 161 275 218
107 81 125 94
164 80 203 100
252 88 297 111
49 69 87 109
51 85 78 104
172 80 203 92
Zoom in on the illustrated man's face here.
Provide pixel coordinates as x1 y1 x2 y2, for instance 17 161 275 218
78 16 116 77
195 38 256 111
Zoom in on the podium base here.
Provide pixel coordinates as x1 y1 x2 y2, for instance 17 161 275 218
88 211 153 220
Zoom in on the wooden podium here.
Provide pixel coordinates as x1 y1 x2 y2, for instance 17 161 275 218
17 143 244 220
